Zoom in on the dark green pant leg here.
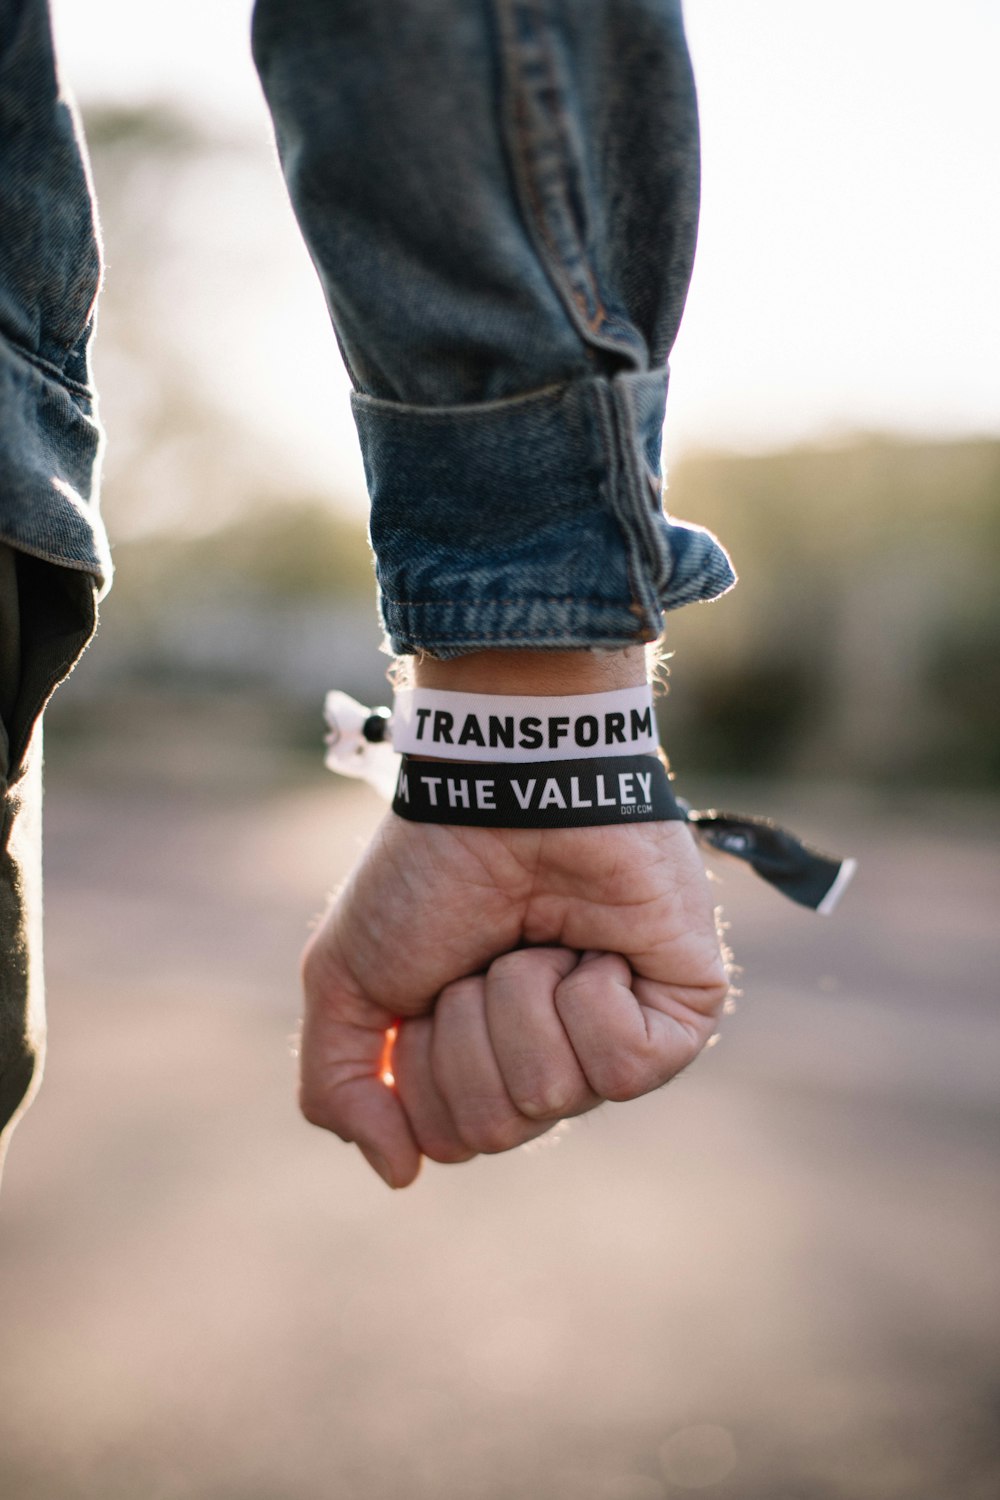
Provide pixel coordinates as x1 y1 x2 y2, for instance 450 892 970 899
0 544 96 1180
0 720 44 1175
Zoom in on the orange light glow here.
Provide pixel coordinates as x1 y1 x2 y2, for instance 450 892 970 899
379 1025 398 1089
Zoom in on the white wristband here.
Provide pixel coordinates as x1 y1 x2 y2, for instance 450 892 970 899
391 684 658 763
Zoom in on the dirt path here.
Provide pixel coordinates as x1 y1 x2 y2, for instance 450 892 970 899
1 761 997 1500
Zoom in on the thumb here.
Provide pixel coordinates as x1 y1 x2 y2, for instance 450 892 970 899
300 941 421 1189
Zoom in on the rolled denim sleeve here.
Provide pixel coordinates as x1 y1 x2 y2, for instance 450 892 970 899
252 0 734 655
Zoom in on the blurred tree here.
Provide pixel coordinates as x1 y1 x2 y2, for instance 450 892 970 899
661 436 1000 785
84 102 360 540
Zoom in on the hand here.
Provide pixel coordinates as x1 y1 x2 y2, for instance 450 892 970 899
299 811 729 1187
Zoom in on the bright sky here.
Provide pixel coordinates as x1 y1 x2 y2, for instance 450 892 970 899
51 0 1000 513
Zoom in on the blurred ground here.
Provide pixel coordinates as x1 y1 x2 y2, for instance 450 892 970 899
0 712 997 1500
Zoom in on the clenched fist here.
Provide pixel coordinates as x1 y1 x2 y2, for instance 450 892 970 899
300 810 729 1187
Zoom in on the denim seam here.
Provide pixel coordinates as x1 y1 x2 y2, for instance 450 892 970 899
616 374 671 595
0 535 104 582
1 336 93 404
495 0 644 372
513 1 604 333
351 380 567 419
379 592 633 607
590 379 659 634
386 625 638 644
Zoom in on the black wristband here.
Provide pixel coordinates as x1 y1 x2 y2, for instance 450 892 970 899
391 754 684 829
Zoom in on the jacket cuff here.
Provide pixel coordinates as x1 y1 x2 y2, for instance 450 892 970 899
0 337 110 593
353 370 734 657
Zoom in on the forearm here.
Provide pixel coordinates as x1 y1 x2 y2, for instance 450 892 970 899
412 646 650 694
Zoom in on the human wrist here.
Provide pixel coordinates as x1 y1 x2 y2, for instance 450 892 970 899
411 647 650 696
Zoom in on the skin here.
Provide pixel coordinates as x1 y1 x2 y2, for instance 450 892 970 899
300 644 730 1187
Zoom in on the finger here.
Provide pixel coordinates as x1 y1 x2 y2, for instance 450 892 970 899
300 935 421 1189
484 948 600 1120
431 975 553 1155
393 1017 476 1165
555 950 710 1103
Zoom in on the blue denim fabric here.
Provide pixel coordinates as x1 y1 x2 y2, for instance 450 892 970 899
0 0 734 657
0 0 109 592
253 0 735 656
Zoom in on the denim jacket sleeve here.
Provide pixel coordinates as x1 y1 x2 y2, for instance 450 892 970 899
0 0 108 590
252 0 735 657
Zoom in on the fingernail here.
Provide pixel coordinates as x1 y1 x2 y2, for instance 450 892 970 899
360 1145 395 1188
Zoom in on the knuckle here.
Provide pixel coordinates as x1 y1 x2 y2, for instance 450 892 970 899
592 1050 660 1103
455 1102 526 1155
510 1076 578 1121
488 948 538 985
487 949 524 980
